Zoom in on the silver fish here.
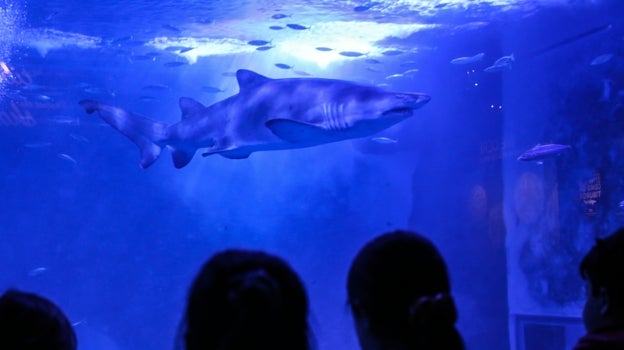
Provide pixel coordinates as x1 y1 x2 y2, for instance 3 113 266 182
275 63 292 69
28 267 48 277
590 53 614 66
339 51 366 57
370 136 398 144
484 54 514 72
70 133 89 143
57 153 77 164
517 143 571 161
450 52 485 65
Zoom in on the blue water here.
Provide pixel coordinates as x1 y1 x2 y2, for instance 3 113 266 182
1 0 623 349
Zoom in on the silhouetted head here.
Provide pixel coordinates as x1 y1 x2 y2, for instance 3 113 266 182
0 289 77 350
347 230 464 350
580 228 624 332
181 249 312 350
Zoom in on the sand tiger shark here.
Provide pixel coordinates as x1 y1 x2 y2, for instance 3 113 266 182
80 69 430 168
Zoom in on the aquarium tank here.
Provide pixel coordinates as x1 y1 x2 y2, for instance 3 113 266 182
1 0 623 349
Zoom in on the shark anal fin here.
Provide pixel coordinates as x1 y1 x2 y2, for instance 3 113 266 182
265 118 329 143
171 147 196 168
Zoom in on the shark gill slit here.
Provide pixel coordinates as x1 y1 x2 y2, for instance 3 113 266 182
323 103 334 131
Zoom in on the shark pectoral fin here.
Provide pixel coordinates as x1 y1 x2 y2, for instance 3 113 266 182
265 119 328 143
170 147 196 168
201 146 251 159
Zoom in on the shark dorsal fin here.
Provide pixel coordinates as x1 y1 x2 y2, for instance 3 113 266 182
179 97 206 120
236 69 270 91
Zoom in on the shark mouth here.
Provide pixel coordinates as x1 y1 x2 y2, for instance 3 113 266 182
382 107 415 117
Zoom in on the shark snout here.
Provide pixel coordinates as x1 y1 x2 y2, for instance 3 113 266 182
382 93 431 117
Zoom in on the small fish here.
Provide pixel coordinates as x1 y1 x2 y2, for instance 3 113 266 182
45 115 80 126
21 84 45 91
201 86 224 93
275 63 293 69
162 24 181 32
28 267 48 277
269 26 284 30
42 114 80 126
248 40 271 46
365 58 382 64
400 60 419 67
517 143 571 161
23 142 52 149
484 54 514 73
32 94 54 102
164 61 186 67
57 153 77 165
272 13 289 19
370 136 398 144
82 86 109 95
354 5 372 12
402 68 419 77
293 70 311 76
286 23 308 30
484 65 509 73
385 73 404 80
590 53 614 66
256 46 274 51
179 47 195 53
450 52 485 65
339 51 365 57
142 84 170 91
70 133 89 143
315 47 333 51
492 54 514 66
138 96 158 102
382 49 404 56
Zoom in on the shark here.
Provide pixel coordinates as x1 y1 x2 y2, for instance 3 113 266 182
80 69 430 169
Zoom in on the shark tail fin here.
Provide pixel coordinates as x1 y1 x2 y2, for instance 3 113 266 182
79 100 170 168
